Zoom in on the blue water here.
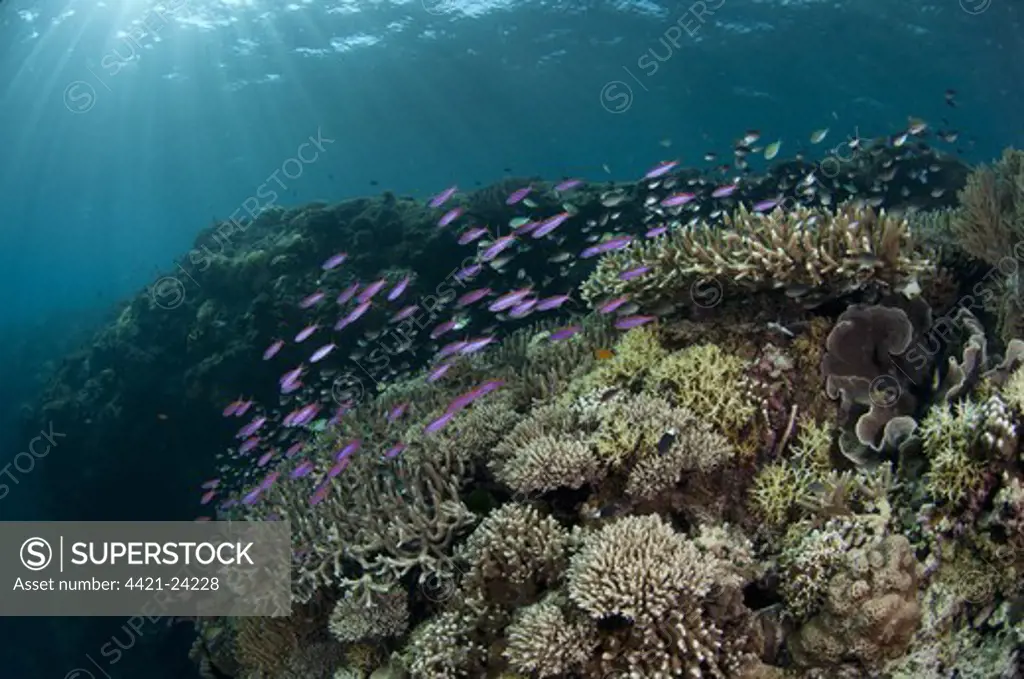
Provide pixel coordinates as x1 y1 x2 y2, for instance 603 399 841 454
0 0 1021 676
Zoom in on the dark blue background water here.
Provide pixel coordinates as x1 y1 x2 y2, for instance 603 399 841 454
0 0 1021 676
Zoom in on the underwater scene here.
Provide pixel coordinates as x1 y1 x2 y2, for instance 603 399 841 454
1 0 1024 677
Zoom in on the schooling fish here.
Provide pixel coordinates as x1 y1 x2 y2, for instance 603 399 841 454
429 185 457 208
458 227 489 245
357 279 387 304
387 276 410 301
295 324 319 343
336 281 360 306
554 178 582 192
506 186 532 205
456 288 491 307
597 295 631 314
424 411 455 434
299 291 325 309
618 266 650 281
437 340 468 359
488 287 532 312
262 340 284 360
481 234 517 261
427 362 453 382
535 294 570 311
644 160 678 179
548 325 582 341
309 343 335 363
614 314 656 330
438 207 464 228
391 305 419 323
531 212 571 239
660 192 696 208
322 252 348 270
711 183 738 198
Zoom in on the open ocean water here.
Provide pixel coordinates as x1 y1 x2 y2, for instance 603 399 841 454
0 0 1022 677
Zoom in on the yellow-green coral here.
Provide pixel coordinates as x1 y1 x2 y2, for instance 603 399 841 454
644 343 758 444
564 326 667 399
750 419 834 526
920 401 987 505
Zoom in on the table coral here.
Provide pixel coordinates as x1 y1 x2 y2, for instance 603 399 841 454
581 202 931 311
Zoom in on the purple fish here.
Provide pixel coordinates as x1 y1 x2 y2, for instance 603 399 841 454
242 488 262 506
456 288 491 307
384 443 407 459
481 235 517 261
281 380 303 395
712 183 738 198
335 439 361 461
619 266 650 281
424 411 455 434
531 212 570 239
536 294 570 311
597 295 631 314
391 305 419 323
458 227 489 245
438 207 464 228
508 298 538 318
222 400 241 417
614 314 656 330
645 225 668 238
259 471 280 491
554 178 582 192
455 263 482 281
234 400 253 417
427 362 452 383
506 186 532 205
237 416 266 439
257 450 275 467
387 276 410 301
429 185 457 208
387 403 409 422
430 319 456 340
336 281 360 306
513 220 539 236
239 436 260 454
299 291 325 309
280 365 304 387
322 252 347 270
437 340 468 359
460 336 495 355
263 340 284 360
753 196 781 212
660 192 696 208
581 235 633 259
335 300 371 330
328 458 349 478
357 279 386 304
644 160 678 180
549 325 581 341
291 403 321 427
285 441 305 458
291 460 314 479
310 343 336 363
309 483 330 506
295 324 318 342
488 287 532 312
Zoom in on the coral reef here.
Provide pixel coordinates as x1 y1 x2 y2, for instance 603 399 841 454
27 143 1024 679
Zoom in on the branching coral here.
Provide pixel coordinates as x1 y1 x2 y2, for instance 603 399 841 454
644 343 760 446
401 608 486 678
581 202 931 310
503 598 597 677
749 419 834 527
492 433 602 494
920 400 988 506
566 514 758 678
328 586 409 643
456 503 570 607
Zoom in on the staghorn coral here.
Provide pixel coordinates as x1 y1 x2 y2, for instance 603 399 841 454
492 433 602 494
400 608 486 678
503 598 598 677
567 514 758 678
581 202 931 310
456 503 571 607
328 587 410 643
590 392 699 467
644 343 760 447
749 419 834 527
624 418 735 500
788 534 921 668
564 325 668 399
920 400 988 506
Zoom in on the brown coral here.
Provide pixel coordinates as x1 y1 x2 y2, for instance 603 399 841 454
788 534 922 668
328 586 410 643
503 599 597 677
